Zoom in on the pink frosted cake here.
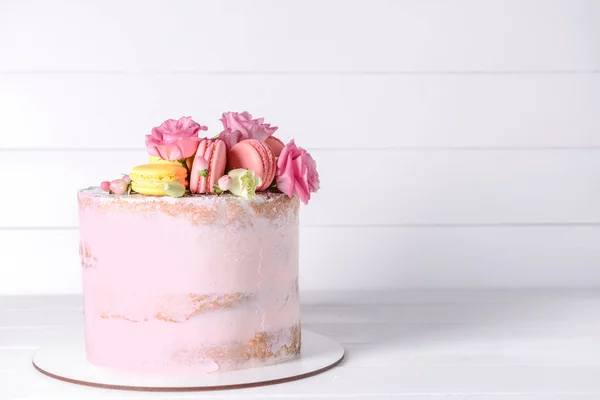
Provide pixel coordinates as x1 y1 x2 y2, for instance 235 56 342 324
78 112 319 374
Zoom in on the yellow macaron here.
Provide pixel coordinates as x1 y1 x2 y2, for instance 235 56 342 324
130 164 188 196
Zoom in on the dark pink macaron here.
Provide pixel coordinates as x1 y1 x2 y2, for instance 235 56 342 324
227 139 276 191
190 138 227 194
264 136 285 157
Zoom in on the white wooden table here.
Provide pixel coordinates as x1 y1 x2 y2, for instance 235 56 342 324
2 289 600 399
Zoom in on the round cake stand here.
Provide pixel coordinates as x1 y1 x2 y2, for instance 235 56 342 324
32 330 344 392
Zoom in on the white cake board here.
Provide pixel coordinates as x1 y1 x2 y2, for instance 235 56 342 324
32 330 344 391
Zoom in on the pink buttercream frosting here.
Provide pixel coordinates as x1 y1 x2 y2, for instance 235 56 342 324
78 189 300 374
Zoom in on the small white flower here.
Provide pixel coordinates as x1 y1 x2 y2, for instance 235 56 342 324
227 169 262 200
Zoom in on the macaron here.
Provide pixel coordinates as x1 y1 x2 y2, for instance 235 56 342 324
129 164 188 196
190 138 227 194
227 139 276 191
264 136 285 157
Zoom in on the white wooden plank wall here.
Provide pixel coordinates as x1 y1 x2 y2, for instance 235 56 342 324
0 0 599 294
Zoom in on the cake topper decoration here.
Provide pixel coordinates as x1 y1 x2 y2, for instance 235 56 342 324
100 112 320 202
163 182 186 198
145 116 207 161
276 139 319 205
100 175 132 195
219 111 278 150
227 169 262 200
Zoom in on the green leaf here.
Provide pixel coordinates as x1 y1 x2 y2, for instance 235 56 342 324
213 185 224 195
198 169 208 177
164 182 186 198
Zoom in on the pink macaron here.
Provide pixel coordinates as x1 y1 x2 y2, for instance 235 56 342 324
227 139 276 191
264 136 285 157
190 139 227 194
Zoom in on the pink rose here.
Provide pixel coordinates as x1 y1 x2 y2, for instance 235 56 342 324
276 140 320 205
219 111 278 150
145 116 207 160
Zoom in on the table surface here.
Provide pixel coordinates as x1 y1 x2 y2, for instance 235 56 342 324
2 289 600 399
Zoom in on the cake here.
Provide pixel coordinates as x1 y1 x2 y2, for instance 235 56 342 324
78 112 319 374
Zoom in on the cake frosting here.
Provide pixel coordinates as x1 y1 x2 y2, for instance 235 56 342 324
79 111 319 375
79 189 300 373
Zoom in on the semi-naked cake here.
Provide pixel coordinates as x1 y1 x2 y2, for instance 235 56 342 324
78 112 319 374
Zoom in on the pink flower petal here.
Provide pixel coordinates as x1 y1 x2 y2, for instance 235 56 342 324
219 129 244 151
219 111 278 148
146 117 204 160
277 151 296 198
275 139 319 204
302 151 320 192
